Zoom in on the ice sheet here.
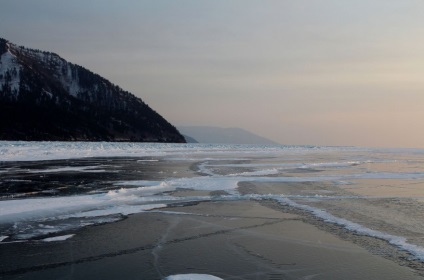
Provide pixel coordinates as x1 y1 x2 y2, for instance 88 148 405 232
2 141 424 264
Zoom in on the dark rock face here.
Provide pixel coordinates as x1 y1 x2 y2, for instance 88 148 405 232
0 38 185 143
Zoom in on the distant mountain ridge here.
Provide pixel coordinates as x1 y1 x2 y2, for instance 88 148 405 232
178 126 279 145
0 38 185 142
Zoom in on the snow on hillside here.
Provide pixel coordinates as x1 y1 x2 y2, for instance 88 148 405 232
0 41 83 99
0 43 21 95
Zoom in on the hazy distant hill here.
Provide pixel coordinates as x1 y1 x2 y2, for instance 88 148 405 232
0 38 185 143
178 126 279 145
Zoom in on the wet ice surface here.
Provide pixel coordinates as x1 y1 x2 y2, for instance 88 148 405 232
1 142 424 274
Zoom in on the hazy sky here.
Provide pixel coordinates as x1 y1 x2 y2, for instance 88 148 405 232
2 0 424 148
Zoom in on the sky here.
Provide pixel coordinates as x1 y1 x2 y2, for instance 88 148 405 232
1 0 424 148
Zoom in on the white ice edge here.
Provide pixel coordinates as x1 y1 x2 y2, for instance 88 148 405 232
42 234 74 242
149 210 204 216
0 141 364 162
62 204 168 218
252 194 424 262
164 274 223 280
0 193 177 223
115 172 424 194
0 240 27 244
211 160 370 169
26 166 107 173
227 168 281 177
1 141 424 163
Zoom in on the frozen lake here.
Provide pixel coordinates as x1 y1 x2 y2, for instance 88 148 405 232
1 142 424 279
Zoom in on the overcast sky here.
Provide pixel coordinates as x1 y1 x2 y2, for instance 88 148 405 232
2 0 424 148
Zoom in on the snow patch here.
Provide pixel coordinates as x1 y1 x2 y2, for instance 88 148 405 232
0 47 21 94
62 64 81 97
